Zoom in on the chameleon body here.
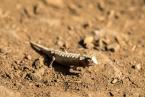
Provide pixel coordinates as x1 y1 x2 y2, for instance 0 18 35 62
30 42 98 67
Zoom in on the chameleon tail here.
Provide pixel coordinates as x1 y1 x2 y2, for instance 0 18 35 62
30 41 51 54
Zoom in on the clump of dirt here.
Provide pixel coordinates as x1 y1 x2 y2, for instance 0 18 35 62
79 29 127 52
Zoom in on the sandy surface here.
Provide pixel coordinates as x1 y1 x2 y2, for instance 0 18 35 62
0 0 145 97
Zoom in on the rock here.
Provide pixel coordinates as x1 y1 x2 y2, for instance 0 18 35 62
33 57 44 69
79 35 94 49
0 47 10 54
92 30 101 40
1 72 14 79
25 71 44 81
44 0 64 8
109 92 114 97
0 86 21 97
84 35 94 45
33 67 46 80
94 39 107 51
82 22 91 29
24 54 32 60
136 64 141 70
111 78 118 84
131 64 141 70
67 4 80 15
97 2 105 12
0 8 9 18
26 63 46 81
25 73 37 81
106 43 120 52
56 36 65 47
57 40 64 47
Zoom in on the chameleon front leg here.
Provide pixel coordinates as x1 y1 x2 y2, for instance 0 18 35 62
49 56 55 68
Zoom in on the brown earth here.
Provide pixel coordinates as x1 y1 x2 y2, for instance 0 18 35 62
0 0 145 97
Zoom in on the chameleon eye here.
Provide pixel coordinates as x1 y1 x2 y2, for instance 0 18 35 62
84 58 91 63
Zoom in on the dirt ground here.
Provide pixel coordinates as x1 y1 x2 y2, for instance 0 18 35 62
0 0 145 97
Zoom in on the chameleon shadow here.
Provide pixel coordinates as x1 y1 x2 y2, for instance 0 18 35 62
43 55 80 75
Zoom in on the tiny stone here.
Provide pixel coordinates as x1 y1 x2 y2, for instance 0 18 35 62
45 0 64 8
57 40 64 47
33 57 44 69
34 67 45 78
82 22 90 29
25 73 37 81
92 30 101 40
94 39 107 51
111 78 118 84
109 92 114 96
81 35 94 49
136 64 141 70
132 64 141 70
0 48 9 54
107 43 120 52
97 2 105 11
84 35 94 44
25 55 32 60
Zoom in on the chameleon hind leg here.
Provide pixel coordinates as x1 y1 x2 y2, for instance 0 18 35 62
69 66 83 74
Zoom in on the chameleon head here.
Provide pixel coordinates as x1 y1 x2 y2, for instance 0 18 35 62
79 55 98 66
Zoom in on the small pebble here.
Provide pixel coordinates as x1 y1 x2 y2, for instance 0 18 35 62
136 64 141 70
44 0 64 8
109 92 114 96
80 35 94 49
84 35 94 44
25 73 37 81
0 48 9 54
56 40 64 47
94 39 107 51
33 57 44 69
97 2 105 11
56 36 67 48
32 67 45 81
82 22 91 29
92 30 101 40
25 54 32 60
106 43 120 52
132 64 141 70
111 78 118 84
